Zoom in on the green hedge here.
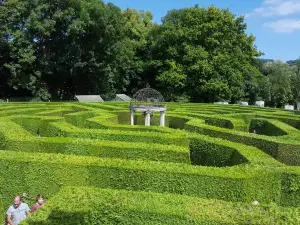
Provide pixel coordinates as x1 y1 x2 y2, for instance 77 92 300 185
249 118 288 136
21 186 300 225
169 111 248 131
11 116 63 137
205 117 234 129
167 116 190 130
77 102 126 111
0 149 282 208
1 102 300 215
45 122 188 147
0 119 190 164
188 133 282 167
189 138 248 167
56 109 168 133
185 119 300 166
258 113 300 130
87 113 177 133
0 107 51 117
64 111 103 128
36 108 75 117
10 115 188 146
280 166 300 206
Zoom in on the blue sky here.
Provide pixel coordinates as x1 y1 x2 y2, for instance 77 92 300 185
104 0 300 62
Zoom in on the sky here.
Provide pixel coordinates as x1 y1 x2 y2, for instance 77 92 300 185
104 0 300 62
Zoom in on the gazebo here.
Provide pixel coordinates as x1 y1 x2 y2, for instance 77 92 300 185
129 88 166 127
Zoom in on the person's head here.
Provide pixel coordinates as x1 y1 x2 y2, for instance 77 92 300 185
13 196 21 208
36 194 45 205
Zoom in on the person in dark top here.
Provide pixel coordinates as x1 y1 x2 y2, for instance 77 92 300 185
31 194 45 213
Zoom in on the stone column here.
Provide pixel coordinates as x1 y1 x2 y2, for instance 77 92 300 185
145 111 151 126
160 111 165 127
130 110 135 125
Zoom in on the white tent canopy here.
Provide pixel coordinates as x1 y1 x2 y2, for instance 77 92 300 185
75 95 104 102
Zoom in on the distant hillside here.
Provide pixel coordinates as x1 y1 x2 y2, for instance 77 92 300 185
259 58 274 64
286 60 297 66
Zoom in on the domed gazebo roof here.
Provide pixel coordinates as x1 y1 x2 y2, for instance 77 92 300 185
131 88 165 105
130 88 166 112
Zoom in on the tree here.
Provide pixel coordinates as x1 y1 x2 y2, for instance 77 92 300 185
149 5 261 102
1 0 138 100
291 58 300 104
0 0 26 98
121 9 155 95
243 67 265 104
261 61 294 107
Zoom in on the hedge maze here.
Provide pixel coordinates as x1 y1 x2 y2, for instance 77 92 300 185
0 102 300 224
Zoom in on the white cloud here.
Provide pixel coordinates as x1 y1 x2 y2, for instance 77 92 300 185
251 0 300 17
264 19 300 32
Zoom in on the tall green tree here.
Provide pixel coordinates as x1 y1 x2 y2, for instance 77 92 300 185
1 0 138 100
261 61 294 107
0 0 25 98
121 9 155 95
149 5 261 102
291 58 300 104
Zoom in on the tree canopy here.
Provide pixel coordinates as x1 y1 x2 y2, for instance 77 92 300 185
149 6 261 102
0 1 299 107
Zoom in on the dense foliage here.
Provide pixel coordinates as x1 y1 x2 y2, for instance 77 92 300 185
0 102 299 224
149 6 261 102
0 0 299 106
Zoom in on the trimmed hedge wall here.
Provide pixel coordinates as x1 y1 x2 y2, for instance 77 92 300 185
280 167 300 207
189 138 248 167
169 111 248 131
0 102 300 222
10 116 189 147
0 119 190 164
21 186 300 225
185 119 300 166
46 122 188 147
0 149 282 208
205 117 234 129
0 107 51 117
249 118 296 136
11 116 63 137
258 113 300 130
85 113 177 133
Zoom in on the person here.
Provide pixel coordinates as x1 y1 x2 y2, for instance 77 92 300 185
6 196 30 225
4 215 8 225
31 194 45 213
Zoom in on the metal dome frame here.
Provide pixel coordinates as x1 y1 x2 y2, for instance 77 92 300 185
129 88 167 127
130 88 165 107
